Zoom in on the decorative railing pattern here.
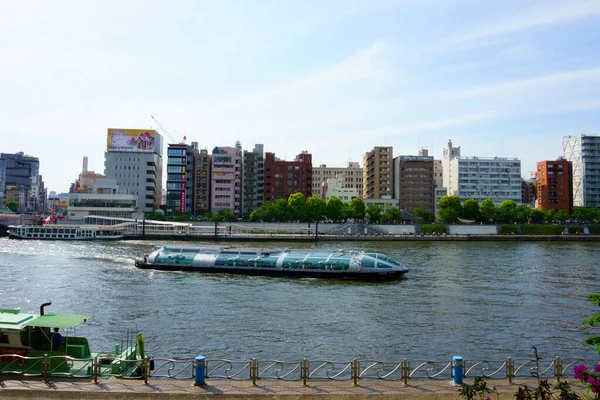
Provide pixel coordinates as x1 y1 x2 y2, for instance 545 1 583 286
1 355 596 385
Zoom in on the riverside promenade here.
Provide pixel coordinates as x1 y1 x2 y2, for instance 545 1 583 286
0 378 590 400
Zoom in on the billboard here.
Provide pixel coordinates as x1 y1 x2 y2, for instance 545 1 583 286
107 129 157 152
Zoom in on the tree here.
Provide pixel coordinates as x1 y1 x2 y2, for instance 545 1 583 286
437 196 462 223
145 211 167 221
461 199 480 221
325 197 344 222
6 200 18 213
529 209 545 224
274 199 293 222
496 200 518 223
571 207 600 222
365 204 383 224
210 209 237 222
347 197 366 220
515 205 531 224
412 207 434 224
250 203 277 222
287 192 307 221
381 206 402 224
306 196 326 222
480 199 496 223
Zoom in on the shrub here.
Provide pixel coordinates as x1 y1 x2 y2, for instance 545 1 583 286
420 224 447 234
499 224 519 234
520 224 565 235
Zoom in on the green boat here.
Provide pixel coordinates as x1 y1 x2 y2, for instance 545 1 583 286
0 302 144 378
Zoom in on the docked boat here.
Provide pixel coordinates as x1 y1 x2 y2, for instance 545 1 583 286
8 224 124 240
135 246 409 280
0 302 144 377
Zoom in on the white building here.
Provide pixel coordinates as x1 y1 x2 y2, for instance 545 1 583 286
563 134 600 207
322 175 360 202
312 162 363 198
442 140 522 205
67 177 139 221
103 129 163 212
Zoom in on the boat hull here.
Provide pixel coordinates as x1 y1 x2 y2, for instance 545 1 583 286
134 262 407 280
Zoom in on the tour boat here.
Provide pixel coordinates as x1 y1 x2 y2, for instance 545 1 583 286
135 246 409 280
8 224 124 240
0 302 144 377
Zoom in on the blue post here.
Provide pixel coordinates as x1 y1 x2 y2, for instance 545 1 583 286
195 355 206 386
453 356 464 385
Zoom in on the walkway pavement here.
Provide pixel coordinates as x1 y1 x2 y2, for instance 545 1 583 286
0 378 590 400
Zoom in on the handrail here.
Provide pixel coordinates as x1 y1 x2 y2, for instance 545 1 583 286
1 354 597 386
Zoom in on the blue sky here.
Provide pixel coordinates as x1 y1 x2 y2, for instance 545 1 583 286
2 0 600 193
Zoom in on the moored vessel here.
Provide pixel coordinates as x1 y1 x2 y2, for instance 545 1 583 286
8 224 124 240
135 246 409 280
0 302 144 377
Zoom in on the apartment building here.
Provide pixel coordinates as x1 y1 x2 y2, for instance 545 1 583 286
242 144 264 216
442 140 522 204
535 158 572 213
312 162 363 199
194 148 211 215
393 155 435 212
210 145 242 214
563 134 600 207
321 175 360 202
263 151 312 202
363 146 393 199
0 152 45 212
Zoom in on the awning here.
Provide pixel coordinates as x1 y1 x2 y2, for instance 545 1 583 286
25 313 91 329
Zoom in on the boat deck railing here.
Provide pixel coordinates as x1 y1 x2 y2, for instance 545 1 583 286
1 355 597 385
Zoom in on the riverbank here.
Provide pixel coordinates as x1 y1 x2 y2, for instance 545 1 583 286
0 378 590 400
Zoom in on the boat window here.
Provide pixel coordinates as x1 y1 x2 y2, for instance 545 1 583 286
282 255 305 268
361 257 375 268
0 332 8 344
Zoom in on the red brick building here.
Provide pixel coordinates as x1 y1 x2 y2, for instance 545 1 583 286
536 158 572 213
263 151 312 202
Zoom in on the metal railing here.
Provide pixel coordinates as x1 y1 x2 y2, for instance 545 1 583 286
1 355 596 386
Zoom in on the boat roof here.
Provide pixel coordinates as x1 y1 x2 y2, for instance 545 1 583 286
0 309 91 330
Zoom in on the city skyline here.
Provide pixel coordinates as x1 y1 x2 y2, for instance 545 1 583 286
2 0 600 192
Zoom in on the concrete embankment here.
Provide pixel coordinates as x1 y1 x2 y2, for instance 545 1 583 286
0 378 590 400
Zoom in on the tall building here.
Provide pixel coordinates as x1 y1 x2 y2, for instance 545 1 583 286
393 155 435 212
442 140 522 204
104 128 163 212
242 144 264 217
0 152 44 212
165 141 197 216
563 134 600 207
363 146 393 199
535 158 572 213
263 151 312 203
194 148 211 215
211 145 242 214
312 162 362 199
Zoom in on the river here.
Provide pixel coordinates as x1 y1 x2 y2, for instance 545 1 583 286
1 237 599 363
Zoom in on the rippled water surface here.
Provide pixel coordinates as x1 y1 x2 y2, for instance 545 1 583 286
1 238 599 361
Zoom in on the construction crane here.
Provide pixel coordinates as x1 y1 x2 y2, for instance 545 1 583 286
150 115 177 143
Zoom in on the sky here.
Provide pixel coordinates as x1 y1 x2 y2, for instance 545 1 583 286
2 0 600 193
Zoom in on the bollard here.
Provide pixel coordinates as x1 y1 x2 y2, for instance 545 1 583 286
453 356 464 385
115 344 120 355
195 355 206 386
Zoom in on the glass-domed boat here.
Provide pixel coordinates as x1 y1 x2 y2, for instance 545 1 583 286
135 246 409 280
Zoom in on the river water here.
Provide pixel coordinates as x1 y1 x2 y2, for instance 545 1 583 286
1 237 599 363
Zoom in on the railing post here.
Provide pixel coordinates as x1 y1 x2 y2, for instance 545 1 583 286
352 359 358 386
507 357 514 384
42 354 48 382
302 359 308 386
555 357 562 382
251 358 257 386
143 357 148 384
402 359 410 385
453 356 464 385
93 356 98 384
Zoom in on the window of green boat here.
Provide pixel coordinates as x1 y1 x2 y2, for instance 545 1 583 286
0 332 8 344
281 254 306 268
